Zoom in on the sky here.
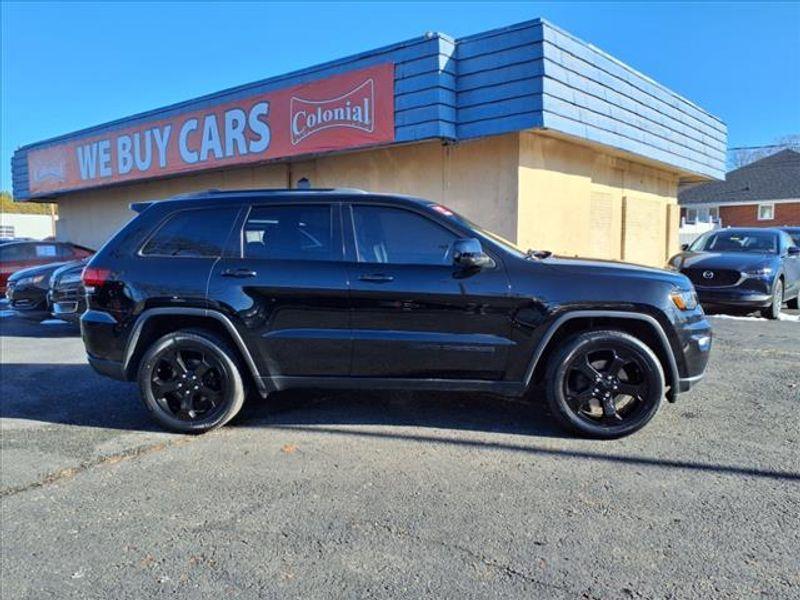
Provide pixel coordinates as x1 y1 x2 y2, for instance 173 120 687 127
2 1 799 192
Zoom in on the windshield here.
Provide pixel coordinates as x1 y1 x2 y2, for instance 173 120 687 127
428 204 527 258
689 230 779 254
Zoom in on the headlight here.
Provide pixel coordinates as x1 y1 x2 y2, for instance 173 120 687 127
743 267 773 278
16 274 46 286
670 289 698 311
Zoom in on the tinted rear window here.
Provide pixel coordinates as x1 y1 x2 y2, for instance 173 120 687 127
141 208 238 257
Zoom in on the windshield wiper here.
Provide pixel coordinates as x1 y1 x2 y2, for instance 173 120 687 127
525 249 553 260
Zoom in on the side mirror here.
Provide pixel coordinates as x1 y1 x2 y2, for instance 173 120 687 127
451 238 494 270
680 243 689 251
788 246 800 256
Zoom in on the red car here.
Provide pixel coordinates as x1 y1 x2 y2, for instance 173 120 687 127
0 240 93 293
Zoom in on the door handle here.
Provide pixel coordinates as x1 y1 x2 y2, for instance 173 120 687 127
358 273 394 283
221 268 257 278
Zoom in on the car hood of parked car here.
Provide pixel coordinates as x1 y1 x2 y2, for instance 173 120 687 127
668 251 779 272
540 255 690 286
7 261 69 284
51 258 89 282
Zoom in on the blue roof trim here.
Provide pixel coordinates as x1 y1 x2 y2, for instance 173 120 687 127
12 18 726 200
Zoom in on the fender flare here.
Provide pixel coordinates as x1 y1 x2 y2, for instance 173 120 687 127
122 307 269 396
522 310 680 397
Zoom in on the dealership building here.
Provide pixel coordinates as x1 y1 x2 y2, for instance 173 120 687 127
12 19 726 266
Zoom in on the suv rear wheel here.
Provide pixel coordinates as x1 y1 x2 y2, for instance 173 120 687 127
545 330 665 439
137 328 246 433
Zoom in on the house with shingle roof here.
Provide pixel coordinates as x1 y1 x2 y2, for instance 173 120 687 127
678 149 800 231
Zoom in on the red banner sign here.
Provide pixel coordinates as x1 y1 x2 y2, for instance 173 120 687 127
27 64 395 196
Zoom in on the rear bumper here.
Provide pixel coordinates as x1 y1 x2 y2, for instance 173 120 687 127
87 354 127 381
81 309 127 374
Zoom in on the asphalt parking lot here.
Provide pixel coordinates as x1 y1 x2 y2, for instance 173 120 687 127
1 310 799 599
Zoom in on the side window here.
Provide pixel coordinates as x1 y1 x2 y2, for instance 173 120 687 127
352 205 456 265
141 207 238 257
35 244 58 258
243 205 334 261
0 244 32 261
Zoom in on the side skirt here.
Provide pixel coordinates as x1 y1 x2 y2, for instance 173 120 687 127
266 376 525 397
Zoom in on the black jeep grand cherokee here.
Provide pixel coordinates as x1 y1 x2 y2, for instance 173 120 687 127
81 189 711 438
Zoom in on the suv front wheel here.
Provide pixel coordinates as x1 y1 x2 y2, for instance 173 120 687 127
545 330 665 438
137 329 246 433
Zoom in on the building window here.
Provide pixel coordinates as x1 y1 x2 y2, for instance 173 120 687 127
757 203 775 221
708 207 720 222
685 208 698 223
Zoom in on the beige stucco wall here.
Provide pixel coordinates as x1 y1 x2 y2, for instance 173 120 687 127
56 135 519 250
55 131 680 266
517 132 680 266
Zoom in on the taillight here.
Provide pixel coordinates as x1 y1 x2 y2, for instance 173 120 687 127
81 267 111 288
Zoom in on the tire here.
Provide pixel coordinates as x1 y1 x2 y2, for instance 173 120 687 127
137 328 246 433
787 287 799 310
761 279 783 320
545 329 665 439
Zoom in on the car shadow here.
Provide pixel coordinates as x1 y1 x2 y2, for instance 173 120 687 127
0 316 81 338
3 363 798 483
238 389 567 439
0 361 564 438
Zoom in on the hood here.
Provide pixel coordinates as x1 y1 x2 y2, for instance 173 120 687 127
541 255 690 287
669 251 779 272
8 261 68 283
51 258 89 279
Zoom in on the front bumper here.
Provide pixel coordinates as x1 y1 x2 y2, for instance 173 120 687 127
679 372 705 393
6 283 50 320
668 311 712 400
696 289 772 308
49 286 85 322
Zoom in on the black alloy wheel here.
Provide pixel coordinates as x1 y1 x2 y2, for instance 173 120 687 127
138 329 246 433
546 330 664 438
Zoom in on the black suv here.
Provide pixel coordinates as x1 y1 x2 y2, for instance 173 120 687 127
82 189 711 438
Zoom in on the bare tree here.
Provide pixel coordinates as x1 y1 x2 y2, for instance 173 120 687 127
728 134 800 169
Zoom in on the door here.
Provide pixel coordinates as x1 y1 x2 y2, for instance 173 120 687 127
781 231 800 295
208 202 350 379
345 203 513 380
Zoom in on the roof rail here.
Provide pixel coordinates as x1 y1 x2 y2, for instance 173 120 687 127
175 187 368 198
131 188 370 212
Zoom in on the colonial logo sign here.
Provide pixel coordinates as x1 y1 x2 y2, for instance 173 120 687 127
26 64 394 196
290 79 374 145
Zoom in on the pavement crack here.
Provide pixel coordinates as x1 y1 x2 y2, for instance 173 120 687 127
370 522 571 593
0 436 194 498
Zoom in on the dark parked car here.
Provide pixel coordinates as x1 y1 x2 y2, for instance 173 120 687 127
0 240 93 293
5 261 68 320
81 189 711 438
49 258 91 323
668 228 800 318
